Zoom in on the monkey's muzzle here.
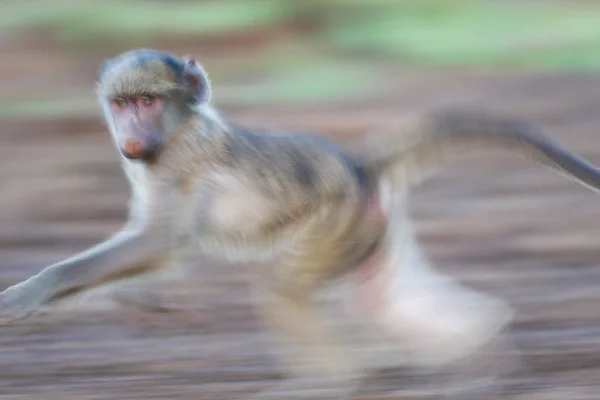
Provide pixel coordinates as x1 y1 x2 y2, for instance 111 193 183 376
121 139 160 161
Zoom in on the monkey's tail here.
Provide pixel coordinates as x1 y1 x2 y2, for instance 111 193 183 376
363 109 600 192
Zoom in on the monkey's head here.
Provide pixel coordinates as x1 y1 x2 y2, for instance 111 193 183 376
96 49 212 162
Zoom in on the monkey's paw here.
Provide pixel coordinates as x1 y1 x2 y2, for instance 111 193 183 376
0 283 41 324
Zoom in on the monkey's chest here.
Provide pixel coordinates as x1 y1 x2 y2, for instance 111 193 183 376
183 186 294 262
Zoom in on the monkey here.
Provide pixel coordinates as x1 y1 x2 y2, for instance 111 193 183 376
1 48 600 398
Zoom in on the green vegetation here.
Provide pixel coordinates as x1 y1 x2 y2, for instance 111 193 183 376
2 0 600 117
0 0 290 36
321 0 600 70
3 0 600 70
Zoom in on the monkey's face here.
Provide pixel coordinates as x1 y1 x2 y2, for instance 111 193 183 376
97 49 213 162
108 93 166 161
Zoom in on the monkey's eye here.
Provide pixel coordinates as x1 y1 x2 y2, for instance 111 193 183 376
139 95 155 107
111 97 128 109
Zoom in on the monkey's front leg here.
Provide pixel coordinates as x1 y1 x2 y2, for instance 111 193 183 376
251 281 362 400
0 226 169 323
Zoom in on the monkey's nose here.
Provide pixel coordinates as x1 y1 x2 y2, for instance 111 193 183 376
122 139 144 159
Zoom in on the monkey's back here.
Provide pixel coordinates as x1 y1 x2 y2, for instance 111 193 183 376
222 124 365 198
193 124 383 281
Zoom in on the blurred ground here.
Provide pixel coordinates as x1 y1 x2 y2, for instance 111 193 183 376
2 1 600 399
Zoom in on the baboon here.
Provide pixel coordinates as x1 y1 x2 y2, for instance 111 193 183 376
1 48 600 398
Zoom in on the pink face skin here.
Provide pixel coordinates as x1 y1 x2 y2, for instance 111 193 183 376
109 93 165 161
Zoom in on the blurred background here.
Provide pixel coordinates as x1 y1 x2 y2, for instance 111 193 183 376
2 0 600 398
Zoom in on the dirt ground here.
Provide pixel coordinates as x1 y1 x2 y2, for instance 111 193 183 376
2 40 600 399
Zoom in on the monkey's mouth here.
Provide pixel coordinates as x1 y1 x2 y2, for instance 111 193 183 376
121 145 161 163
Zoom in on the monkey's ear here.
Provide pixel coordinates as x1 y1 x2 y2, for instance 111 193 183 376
98 59 111 79
182 56 212 104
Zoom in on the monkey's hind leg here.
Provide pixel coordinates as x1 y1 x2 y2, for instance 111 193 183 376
355 186 518 395
363 237 515 369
